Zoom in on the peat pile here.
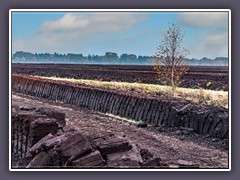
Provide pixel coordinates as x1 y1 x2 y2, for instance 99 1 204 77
12 106 171 169
12 74 229 140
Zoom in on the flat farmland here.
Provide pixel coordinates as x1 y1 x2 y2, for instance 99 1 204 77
12 63 229 91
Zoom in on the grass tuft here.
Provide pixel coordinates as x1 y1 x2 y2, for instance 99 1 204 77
101 112 142 124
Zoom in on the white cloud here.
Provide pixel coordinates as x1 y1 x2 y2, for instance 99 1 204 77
204 29 228 47
178 12 228 28
39 13 147 33
178 12 229 58
13 12 148 53
189 28 228 58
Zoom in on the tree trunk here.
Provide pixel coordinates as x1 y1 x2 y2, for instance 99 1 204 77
171 64 174 88
171 63 176 97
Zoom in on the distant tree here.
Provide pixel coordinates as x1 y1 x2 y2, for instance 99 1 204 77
153 23 189 95
87 54 92 60
120 53 128 60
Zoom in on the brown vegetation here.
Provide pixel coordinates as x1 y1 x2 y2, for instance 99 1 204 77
153 23 189 95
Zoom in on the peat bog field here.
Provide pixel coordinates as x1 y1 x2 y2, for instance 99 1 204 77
12 64 228 91
10 63 229 169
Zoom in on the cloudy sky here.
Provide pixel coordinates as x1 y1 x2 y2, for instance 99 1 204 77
12 11 229 59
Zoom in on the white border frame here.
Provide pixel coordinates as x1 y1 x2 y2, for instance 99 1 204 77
9 9 231 172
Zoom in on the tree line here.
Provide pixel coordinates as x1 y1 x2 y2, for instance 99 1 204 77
12 51 228 66
12 51 153 65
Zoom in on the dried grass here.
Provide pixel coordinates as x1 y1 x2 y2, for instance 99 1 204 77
40 76 228 108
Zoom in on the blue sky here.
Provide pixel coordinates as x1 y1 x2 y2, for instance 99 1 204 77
11 11 229 59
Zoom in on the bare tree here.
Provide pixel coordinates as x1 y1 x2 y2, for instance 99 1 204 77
154 23 189 95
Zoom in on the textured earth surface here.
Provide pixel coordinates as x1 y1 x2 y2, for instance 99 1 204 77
12 64 228 91
12 92 229 169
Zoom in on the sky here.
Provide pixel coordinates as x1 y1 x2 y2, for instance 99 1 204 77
11 10 229 59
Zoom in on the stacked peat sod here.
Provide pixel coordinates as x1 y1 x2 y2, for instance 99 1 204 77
12 74 229 139
12 106 65 167
12 107 165 168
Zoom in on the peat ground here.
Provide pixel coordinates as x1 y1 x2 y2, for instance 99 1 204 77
12 92 229 169
12 64 228 91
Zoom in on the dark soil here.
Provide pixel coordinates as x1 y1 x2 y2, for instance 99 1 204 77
12 92 229 169
12 64 228 91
